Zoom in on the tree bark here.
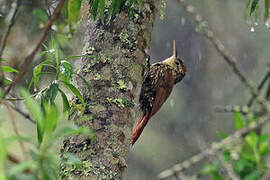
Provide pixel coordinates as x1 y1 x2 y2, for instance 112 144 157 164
61 1 162 179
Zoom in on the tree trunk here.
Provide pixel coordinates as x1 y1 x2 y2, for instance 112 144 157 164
61 1 162 179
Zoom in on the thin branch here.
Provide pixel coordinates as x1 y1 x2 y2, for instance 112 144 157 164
3 0 66 98
5 102 28 160
8 153 20 164
8 103 35 124
178 0 269 111
8 153 32 173
217 153 240 180
0 0 21 87
215 70 270 113
158 115 269 179
248 70 270 107
215 105 250 113
3 87 48 102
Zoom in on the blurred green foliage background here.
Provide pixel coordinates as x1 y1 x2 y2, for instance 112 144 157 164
0 0 270 179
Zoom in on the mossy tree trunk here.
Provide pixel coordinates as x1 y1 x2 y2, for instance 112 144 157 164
61 1 162 179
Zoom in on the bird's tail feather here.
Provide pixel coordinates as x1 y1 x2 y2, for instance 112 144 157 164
131 111 151 145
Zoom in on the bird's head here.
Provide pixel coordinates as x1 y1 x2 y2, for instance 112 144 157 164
163 40 186 81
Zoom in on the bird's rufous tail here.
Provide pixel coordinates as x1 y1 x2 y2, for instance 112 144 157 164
131 111 151 145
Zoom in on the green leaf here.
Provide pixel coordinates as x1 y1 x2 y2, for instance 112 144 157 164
201 163 218 175
60 60 73 83
92 0 99 20
99 0 105 23
33 64 43 89
8 160 36 177
258 134 270 143
58 88 70 114
250 0 260 15
0 132 7 180
68 0 82 24
0 76 12 86
0 66 18 73
244 170 263 180
32 9 48 22
246 132 258 149
216 131 228 139
6 135 37 148
44 103 59 132
63 82 85 106
109 0 117 19
223 150 231 162
259 142 270 155
234 112 245 130
200 162 223 180
20 89 44 145
234 158 254 175
42 82 59 105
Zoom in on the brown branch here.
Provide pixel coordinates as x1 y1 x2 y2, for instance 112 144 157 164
158 115 270 179
8 153 20 164
0 0 21 87
3 0 66 98
177 0 269 111
5 102 28 160
8 153 32 174
8 102 35 124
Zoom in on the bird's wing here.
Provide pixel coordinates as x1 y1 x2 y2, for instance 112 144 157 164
131 64 175 145
150 68 174 116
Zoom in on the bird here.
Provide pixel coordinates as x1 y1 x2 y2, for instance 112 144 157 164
131 40 186 145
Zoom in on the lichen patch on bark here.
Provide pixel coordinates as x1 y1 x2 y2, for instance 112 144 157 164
61 1 160 179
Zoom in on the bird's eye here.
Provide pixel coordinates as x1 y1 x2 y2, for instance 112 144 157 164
175 61 180 65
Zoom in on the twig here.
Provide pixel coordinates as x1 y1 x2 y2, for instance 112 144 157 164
217 153 240 180
215 70 270 113
3 0 66 98
248 70 270 107
5 102 28 160
8 153 20 164
3 87 48 102
266 79 270 100
8 153 32 173
0 0 21 87
8 102 36 124
215 105 250 113
158 115 269 179
177 0 269 111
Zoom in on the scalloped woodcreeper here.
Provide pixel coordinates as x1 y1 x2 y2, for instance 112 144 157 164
131 40 186 145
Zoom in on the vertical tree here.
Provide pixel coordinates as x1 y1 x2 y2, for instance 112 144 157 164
61 1 163 179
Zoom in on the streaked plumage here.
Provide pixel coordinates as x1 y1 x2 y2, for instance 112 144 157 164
131 40 186 145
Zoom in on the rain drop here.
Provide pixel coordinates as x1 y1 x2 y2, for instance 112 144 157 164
181 17 186 25
250 26 255 32
60 66 65 74
265 20 270 29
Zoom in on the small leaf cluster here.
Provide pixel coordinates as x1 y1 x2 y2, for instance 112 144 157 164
0 89 94 180
29 38 91 115
201 112 270 180
0 37 94 179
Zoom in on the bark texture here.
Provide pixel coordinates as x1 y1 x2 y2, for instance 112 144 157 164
61 1 161 179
